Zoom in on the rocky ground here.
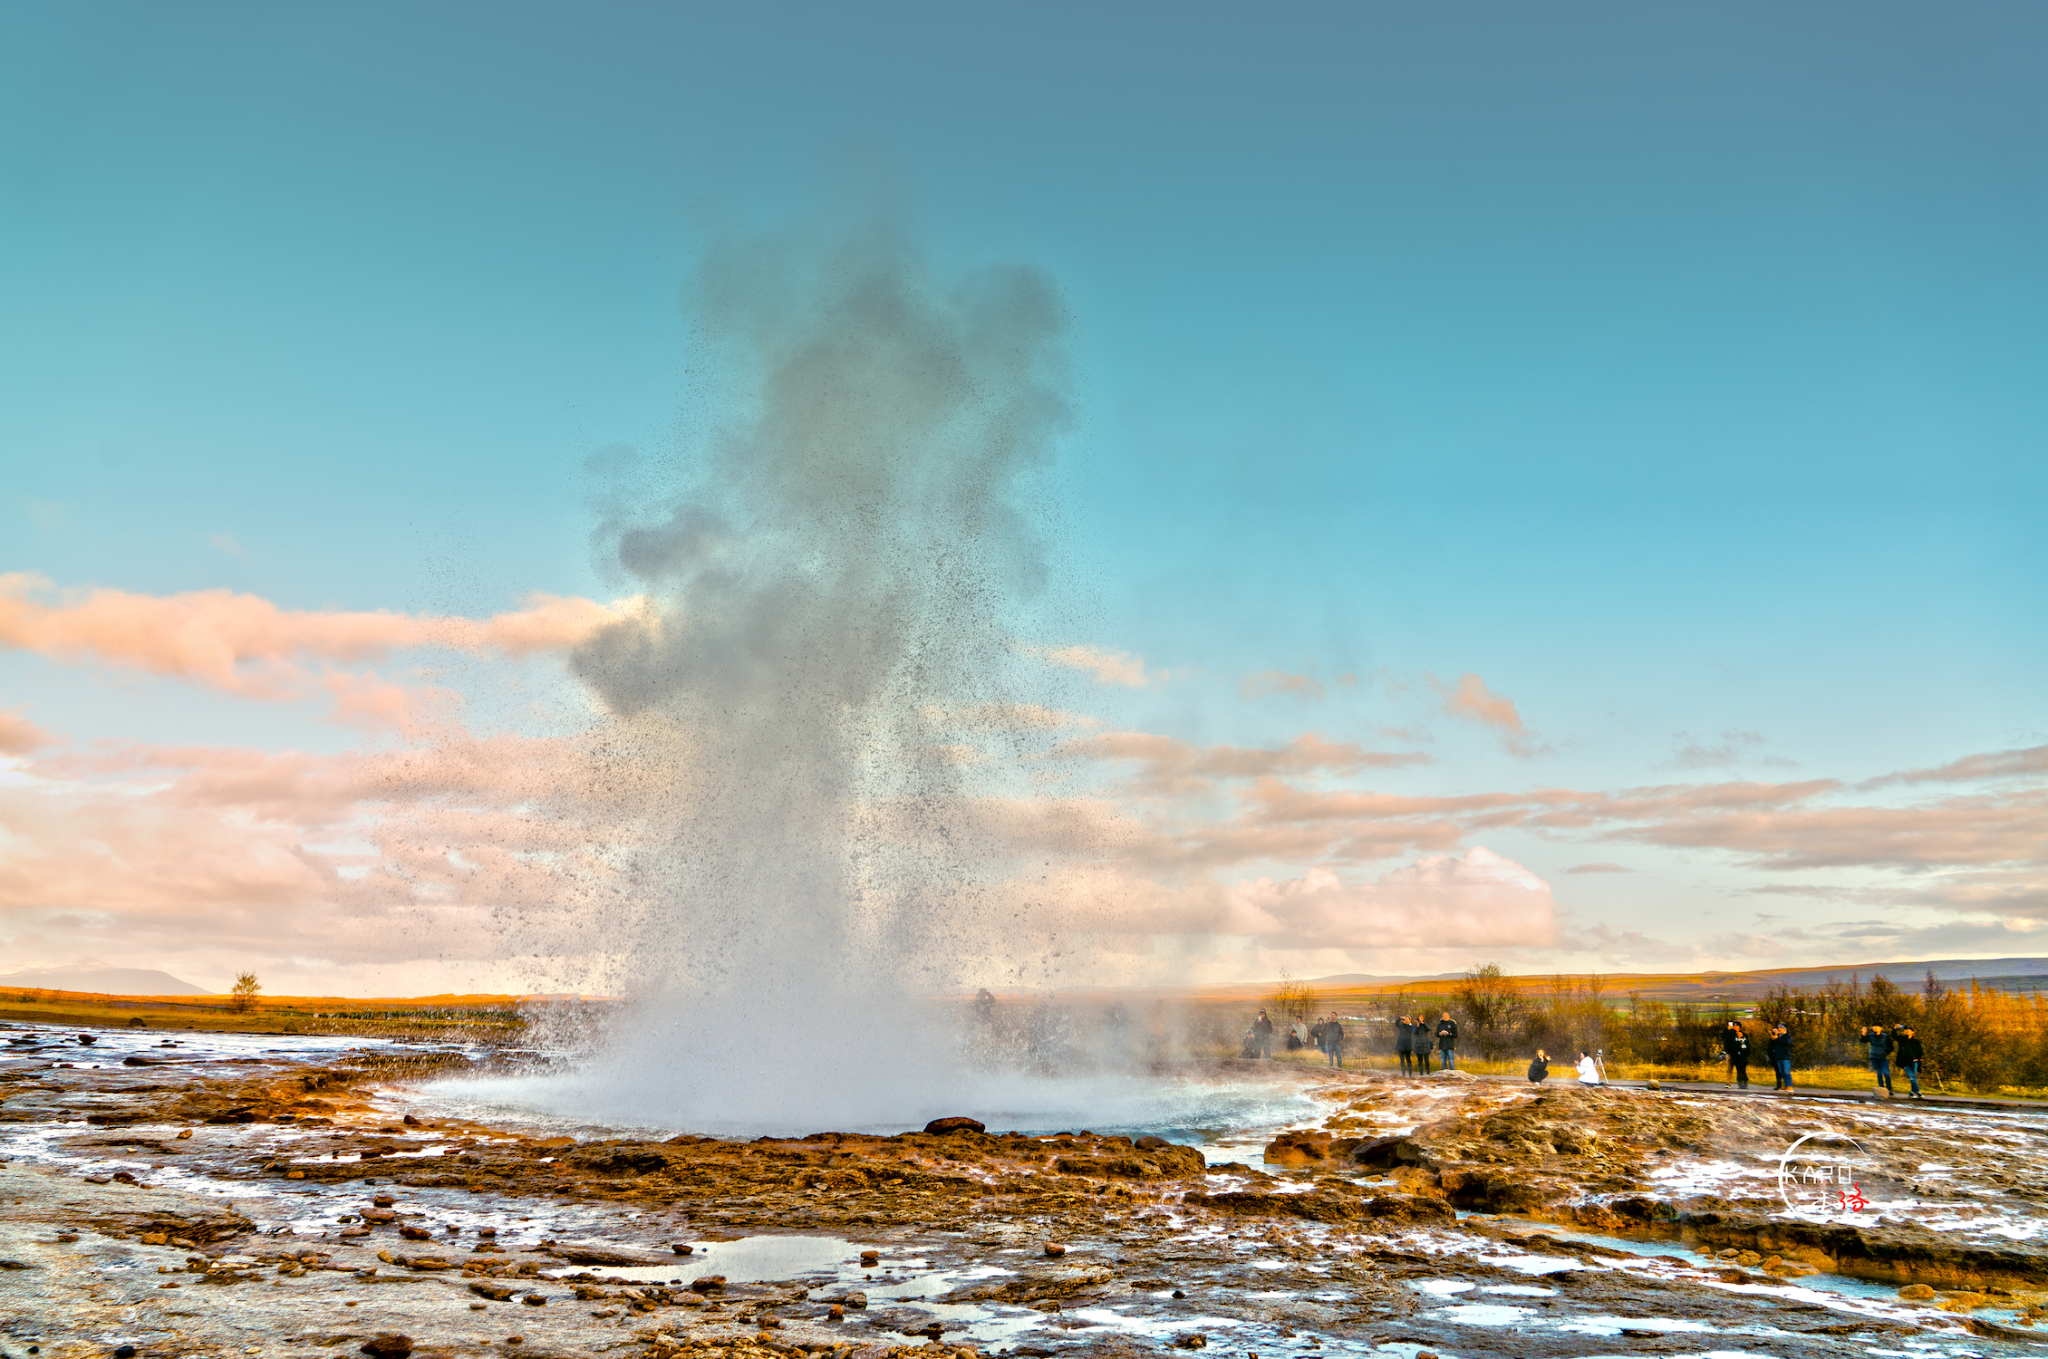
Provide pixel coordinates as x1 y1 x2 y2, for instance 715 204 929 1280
5 1025 2048 1359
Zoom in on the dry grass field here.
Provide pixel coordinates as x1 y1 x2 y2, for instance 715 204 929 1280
0 986 529 1039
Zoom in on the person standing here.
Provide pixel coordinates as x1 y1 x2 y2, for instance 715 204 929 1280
1724 1021 1751 1089
1435 1012 1459 1072
1252 1009 1275 1060
1321 1014 1345 1069
1395 1015 1415 1076
1865 1023 1895 1095
1894 1025 1923 1099
1413 1018 1433 1075
1766 1024 1794 1091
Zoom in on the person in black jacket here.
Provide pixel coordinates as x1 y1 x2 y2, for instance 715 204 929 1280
1251 1009 1275 1060
1434 1012 1459 1071
1722 1021 1751 1089
1395 1016 1415 1075
1413 1016 1432 1075
1321 1014 1345 1069
1894 1026 1924 1099
1766 1024 1794 1091
1527 1049 1550 1083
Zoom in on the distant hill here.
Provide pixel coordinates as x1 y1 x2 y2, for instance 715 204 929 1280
1193 957 2048 1002
0 967 208 996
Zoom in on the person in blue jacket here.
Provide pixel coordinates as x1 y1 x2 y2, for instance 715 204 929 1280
1863 1024 1895 1095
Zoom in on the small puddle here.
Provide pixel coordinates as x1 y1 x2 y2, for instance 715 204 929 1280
543 1234 872 1284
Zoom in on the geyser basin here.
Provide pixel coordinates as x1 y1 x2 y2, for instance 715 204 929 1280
412 1065 1325 1146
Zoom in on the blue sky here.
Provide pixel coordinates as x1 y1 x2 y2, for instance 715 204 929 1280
1 3 2042 992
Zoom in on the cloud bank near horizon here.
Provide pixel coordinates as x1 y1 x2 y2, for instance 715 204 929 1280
0 572 2042 993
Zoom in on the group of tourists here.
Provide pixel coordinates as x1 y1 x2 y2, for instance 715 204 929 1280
1526 1049 1605 1084
1715 1018 1926 1097
1861 1022 1927 1099
1245 1009 1349 1067
1394 1013 1458 1074
1245 1003 1931 1098
1712 1019 1796 1090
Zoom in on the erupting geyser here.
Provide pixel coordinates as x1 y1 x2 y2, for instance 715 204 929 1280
493 218 1103 1132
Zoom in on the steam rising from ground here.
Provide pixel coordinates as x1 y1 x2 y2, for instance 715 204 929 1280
526 218 1089 1129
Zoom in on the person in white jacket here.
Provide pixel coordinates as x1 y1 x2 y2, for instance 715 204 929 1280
1575 1052 1603 1084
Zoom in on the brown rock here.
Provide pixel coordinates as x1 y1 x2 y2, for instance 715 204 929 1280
1351 1137 1428 1170
924 1116 986 1135
1900 1284 1936 1300
470 1281 518 1301
400 1226 431 1241
360 1336 414 1359
1043 1244 1067 1258
1262 1131 1331 1167
690 1274 727 1293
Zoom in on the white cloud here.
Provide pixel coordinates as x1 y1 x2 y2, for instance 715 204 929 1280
1225 847 1559 950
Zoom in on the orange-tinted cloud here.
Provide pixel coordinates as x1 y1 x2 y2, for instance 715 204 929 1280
0 709 54 755
0 573 649 730
0 573 644 689
1240 670 1324 700
1434 672 1524 731
1058 730 1429 797
1040 644 1152 687
1874 743 2048 786
1427 671 1546 757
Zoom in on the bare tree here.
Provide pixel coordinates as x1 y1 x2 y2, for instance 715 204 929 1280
1453 963 1524 1058
231 972 262 1014
1267 969 1319 1027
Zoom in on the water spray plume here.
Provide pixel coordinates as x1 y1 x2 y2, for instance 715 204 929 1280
496 218 1110 1132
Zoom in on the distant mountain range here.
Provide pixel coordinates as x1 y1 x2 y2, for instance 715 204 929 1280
0 966 208 996
1197 957 2048 1001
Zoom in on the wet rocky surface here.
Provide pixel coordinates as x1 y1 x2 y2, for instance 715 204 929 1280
5 1025 2048 1358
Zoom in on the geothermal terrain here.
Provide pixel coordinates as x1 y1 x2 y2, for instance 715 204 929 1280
5 1024 2048 1359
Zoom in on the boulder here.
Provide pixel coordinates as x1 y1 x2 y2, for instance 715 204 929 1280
1352 1137 1429 1170
1263 1131 1332 1166
559 1246 675 1266
360 1337 413 1359
923 1116 986 1135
